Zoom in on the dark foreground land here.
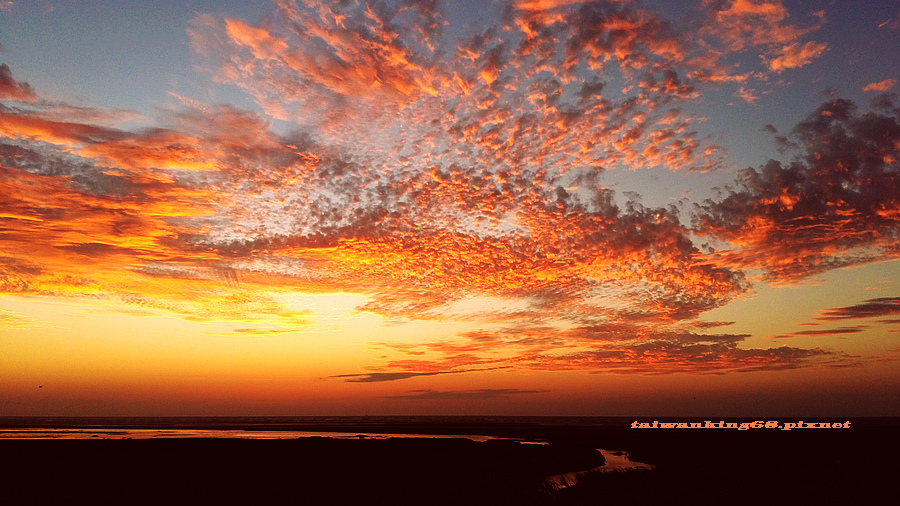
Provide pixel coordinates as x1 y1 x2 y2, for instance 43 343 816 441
1 418 897 505
2 438 600 505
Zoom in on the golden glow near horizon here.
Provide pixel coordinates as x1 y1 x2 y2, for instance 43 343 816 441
1 0 899 415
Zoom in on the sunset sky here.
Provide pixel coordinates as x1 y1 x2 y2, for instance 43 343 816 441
1 0 899 416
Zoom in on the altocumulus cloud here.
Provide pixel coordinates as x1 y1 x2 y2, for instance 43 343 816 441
0 1 890 379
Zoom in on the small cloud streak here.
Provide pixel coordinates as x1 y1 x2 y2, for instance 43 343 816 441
330 366 512 383
766 41 828 72
734 86 759 104
770 326 867 339
764 297 900 340
816 297 900 321
386 388 550 400
863 79 897 92
877 15 900 30
329 372 454 383
0 308 26 328
230 327 307 336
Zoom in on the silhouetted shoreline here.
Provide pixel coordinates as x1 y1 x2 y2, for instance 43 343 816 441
1 417 896 505
2 438 608 505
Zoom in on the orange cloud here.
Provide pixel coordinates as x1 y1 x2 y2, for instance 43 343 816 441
0 1 880 381
352 319 853 379
701 1 827 76
767 41 828 72
190 0 762 175
734 86 759 104
0 110 125 145
190 1 447 130
863 79 897 92
514 0 594 11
